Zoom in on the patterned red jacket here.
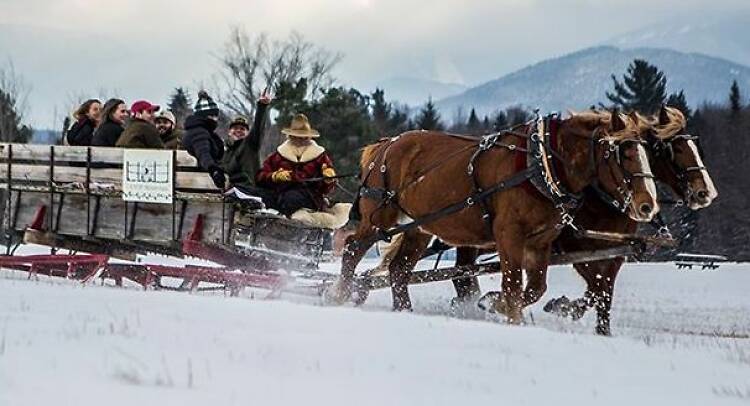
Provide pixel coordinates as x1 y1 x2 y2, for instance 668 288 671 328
257 140 336 206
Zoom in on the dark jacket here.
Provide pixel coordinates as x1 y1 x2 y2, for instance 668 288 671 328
162 128 184 150
182 115 223 171
66 117 97 146
221 102 269 188
116 119 164 149
91 121 124 147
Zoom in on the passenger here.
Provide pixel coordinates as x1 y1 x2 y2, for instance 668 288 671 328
91 98 128 147
154 110 183 150
257 113 338 217
221 90 274 207
116 100 164 149
182 91 226 189
66 99 101 146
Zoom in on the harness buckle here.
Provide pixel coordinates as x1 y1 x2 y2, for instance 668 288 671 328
556 210 577 231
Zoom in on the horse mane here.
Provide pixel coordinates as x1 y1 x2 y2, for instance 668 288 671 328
566 110 640 141
650 107 687 140
360 138 391 168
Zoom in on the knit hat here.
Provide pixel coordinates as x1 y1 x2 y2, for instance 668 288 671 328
229 115 250 129
194 90 220 118
155 110 176 125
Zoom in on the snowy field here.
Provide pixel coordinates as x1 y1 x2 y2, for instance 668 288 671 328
1 245 749 405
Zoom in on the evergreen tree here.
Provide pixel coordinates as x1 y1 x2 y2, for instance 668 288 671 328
666 90 692 121
466 108 481 134
505 105 532 126
416 98 444 131
482 115 491 134
302 87 379 198
493 110 508 131
168 87 192 128
606 59 667 114
370 88 391 135
729 80 742 113
274 78 311 127
388 105 410 135
0 88 30 143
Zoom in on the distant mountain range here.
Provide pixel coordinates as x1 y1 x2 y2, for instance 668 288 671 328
605 12 750 68
435 46 750 119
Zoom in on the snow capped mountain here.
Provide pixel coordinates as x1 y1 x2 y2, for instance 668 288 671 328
606 12 750 67
436 46 750 119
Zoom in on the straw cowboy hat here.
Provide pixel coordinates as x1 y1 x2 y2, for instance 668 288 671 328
281 114 320 138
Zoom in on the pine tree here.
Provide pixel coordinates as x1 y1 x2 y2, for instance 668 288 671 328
666 90 692 121
606 59 667 114
729 80 742 113
416 98 444 131
482 115 491 134
168 87 192 128
466 108 481 134
505 105 532 126
493 110 508 131
370 88 391 135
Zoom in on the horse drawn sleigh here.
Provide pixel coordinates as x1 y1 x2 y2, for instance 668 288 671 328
0 106 716 336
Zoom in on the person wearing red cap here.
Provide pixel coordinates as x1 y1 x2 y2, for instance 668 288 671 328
116 100 164 149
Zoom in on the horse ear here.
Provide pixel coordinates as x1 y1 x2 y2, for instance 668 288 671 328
611 110 627 132
628 111 640 125
659 105 670 126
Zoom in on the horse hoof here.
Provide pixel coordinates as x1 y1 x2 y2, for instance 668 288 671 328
543 295 572 317
477 291 504 313
322 279 352 305
595 324 612 336
569 298 588 321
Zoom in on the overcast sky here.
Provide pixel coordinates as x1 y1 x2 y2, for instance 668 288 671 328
0 0 747 128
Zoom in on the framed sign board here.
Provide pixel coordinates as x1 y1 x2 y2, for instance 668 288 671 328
122 149 173 204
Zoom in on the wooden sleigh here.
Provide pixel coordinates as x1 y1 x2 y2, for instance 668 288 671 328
0 143 332 295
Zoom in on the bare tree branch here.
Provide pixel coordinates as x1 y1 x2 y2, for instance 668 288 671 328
214 27 342 119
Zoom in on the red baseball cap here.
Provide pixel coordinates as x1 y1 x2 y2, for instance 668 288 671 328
130 100 160 115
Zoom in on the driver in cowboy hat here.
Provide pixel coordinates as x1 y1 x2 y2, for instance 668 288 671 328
257 113 337 216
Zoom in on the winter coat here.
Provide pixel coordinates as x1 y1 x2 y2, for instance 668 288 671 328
91 121 124 147
162 128 184 150
116 119 164 149
221 101 269 188
257 140 336 210
182 115 224 171
66 117 97 146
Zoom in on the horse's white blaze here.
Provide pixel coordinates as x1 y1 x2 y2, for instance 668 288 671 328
636 144 658 205
687 140 718 205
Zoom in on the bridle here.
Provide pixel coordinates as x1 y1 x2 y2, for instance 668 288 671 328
588 132 655 214
646 131 707 201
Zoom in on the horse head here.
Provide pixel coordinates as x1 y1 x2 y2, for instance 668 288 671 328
560 110 659 222
643 106 718 210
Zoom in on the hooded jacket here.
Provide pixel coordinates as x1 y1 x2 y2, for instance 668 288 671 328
182 115 224 171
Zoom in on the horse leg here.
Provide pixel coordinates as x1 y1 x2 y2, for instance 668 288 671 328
325 211 397 304
574 259 623 336
452 247 481 300
521 243 552 308
388 230 432 311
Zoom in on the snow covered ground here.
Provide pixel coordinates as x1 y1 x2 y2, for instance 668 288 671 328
1 245 749 405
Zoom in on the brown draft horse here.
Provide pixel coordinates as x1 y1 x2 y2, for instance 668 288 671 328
327 112 659 324
449 106 717 335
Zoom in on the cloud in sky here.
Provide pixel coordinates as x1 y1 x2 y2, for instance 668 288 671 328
0 0 747 127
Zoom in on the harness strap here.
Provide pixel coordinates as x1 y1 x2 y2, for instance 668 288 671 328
358 167 537 247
